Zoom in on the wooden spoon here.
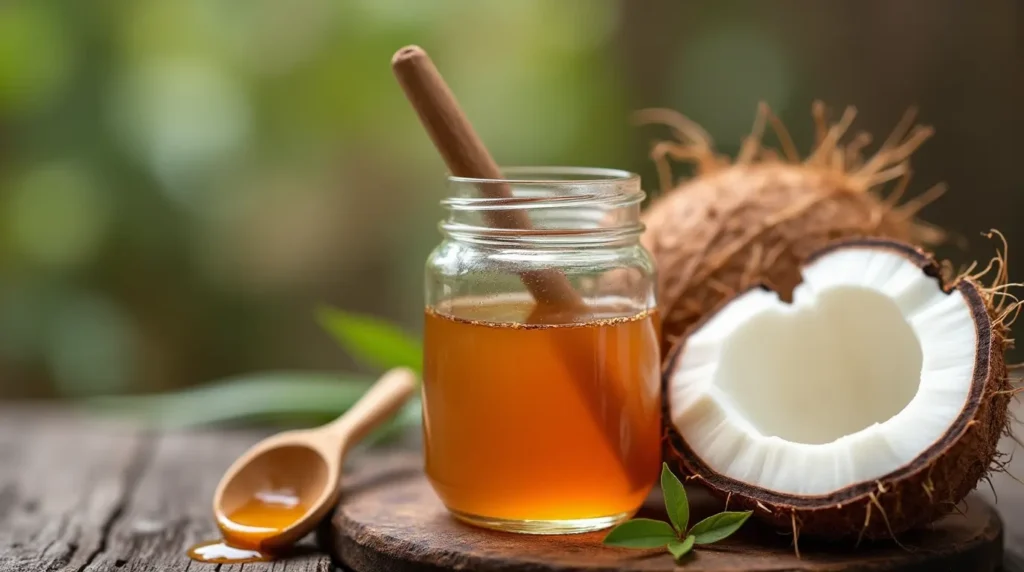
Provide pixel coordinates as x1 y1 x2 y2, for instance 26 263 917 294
211 367 418 552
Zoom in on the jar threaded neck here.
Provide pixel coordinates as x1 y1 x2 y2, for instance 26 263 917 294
441 167 645 247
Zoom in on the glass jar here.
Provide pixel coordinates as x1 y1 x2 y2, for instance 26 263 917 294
423 167 661 535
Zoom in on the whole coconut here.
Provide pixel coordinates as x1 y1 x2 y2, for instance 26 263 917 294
639 102 945 350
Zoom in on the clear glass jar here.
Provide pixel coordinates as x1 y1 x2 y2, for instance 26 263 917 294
423 167 661 535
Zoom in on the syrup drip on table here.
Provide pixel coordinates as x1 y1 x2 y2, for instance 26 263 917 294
187 488 309 564
186 541 269 564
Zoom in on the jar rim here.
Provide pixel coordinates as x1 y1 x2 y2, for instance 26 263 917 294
448 166 639 187
441 166 645 247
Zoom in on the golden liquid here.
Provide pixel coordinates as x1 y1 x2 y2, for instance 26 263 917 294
186 541 269 564
187 488 309 564
423 299 662 523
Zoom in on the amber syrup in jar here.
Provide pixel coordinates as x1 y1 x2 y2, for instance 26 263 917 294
423 297 661 533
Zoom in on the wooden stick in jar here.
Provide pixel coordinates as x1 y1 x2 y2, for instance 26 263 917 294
391 45 653 489
390 45 586 314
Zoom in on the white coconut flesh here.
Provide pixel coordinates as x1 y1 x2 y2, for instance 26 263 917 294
667 246 981 497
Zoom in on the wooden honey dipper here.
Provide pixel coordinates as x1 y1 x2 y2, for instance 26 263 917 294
391 45 655 490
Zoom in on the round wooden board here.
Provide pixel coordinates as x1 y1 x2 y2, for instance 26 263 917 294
326 452 1003 572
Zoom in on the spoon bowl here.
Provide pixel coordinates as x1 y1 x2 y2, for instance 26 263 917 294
214 439 334 550
211 368 418 553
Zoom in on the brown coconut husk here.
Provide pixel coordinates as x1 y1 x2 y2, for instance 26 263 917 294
639 102 947 351
662 234 1022 548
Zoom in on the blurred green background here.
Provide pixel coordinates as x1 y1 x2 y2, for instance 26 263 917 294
1 0 1021 402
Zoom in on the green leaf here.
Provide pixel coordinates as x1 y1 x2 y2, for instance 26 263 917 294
85 371 375 429
602 519 678 549
689 511 753 545
660 462 688 534
667 535 695 561
316 306 422 373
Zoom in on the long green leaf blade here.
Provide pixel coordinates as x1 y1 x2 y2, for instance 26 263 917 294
316 306 422 373
660 462 688 534
602 519 678 549
689 511 753 545
86 371 374 428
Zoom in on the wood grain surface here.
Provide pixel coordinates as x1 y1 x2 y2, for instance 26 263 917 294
329 451 1004 572
0 408 332 572
1 407 1023 571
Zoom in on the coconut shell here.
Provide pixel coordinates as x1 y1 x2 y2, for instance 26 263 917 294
638 103 943 350
662 239 1016 541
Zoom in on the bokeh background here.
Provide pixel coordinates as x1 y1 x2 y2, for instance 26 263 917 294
1 0 1021 401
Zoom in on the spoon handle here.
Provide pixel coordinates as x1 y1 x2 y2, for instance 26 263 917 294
324 367 418 449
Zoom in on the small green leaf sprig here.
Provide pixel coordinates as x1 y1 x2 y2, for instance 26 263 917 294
603 463 752 563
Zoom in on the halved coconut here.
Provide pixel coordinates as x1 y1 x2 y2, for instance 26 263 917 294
664 238 1016 541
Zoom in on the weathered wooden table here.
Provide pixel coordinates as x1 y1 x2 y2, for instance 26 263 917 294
2 406 1023 572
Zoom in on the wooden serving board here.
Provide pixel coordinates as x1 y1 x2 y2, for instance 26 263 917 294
327 452 1003 572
